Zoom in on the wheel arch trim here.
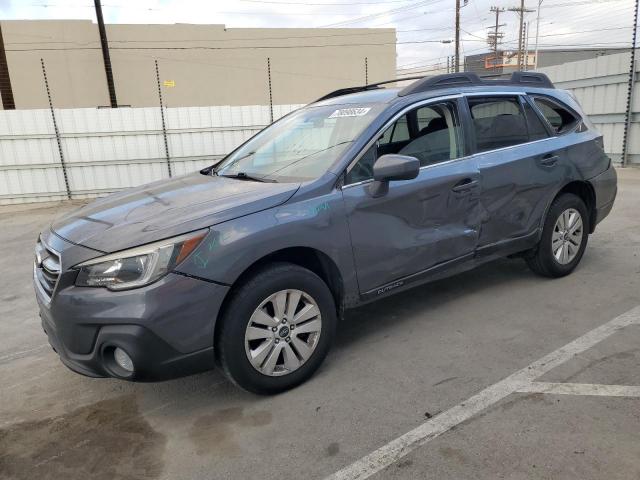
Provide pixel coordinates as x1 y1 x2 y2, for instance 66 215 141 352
538 180 597 239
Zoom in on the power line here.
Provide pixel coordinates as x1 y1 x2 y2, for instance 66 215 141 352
237 0 414 4
4 26 452 47
397 36 632 72
5 38 458 52
321 0 443 27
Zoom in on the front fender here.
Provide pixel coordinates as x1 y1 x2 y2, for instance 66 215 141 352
175 190 358 300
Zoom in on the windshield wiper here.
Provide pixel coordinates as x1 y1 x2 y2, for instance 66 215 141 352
219 172 277 183
212 151 256 176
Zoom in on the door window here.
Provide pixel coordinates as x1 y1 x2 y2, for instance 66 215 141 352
468 97 530 153
379 115 410 145
523 102 549 141
532 97 580 134
345 102 463 184
400 104 462 166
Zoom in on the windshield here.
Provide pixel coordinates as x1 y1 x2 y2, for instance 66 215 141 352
215 103 384 182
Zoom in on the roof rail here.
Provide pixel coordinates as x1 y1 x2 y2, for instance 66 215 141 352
314 76 425 103
398 71 554 97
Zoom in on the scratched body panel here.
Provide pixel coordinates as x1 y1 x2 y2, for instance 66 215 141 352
342 158 481 294
177 182 359 302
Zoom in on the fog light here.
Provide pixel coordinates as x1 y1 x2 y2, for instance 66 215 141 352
114 347 134 372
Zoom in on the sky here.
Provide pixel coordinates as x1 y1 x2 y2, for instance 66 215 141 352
0 0 636 74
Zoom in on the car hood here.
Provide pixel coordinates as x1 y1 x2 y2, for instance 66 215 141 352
52 173 300 253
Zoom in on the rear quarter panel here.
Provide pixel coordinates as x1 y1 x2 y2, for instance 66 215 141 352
526 90 612 234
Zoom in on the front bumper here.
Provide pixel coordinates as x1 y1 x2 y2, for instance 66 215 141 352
34 233 229 381
40 314 218 381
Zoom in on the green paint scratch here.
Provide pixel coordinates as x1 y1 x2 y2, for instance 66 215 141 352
313 202 330 214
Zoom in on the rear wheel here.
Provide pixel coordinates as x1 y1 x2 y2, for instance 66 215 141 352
217 263 336 394
526 193 589 278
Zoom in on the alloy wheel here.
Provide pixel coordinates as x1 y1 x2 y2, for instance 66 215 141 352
551 208 583 265
244 289 322 377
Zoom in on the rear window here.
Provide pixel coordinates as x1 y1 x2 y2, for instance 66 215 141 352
532 97 580 134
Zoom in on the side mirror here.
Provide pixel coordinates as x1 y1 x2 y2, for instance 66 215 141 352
369 154 420 197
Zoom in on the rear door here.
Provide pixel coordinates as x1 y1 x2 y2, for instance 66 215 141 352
467 94 558 250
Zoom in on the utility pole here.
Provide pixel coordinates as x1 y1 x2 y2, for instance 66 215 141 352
94 0 117 108
488 6 506 72
533 0 544 69
0 22 15 109
509 0 534 71
523 22 529 70
455 0 461 72
622 0 639 167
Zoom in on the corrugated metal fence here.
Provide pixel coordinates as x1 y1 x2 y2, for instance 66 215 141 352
0 104 302 205
3 54 640 205
539 52 639 166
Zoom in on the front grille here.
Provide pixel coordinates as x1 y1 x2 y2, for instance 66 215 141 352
34 237 61 301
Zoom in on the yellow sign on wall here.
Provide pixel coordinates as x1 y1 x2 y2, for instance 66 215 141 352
163 80 176 88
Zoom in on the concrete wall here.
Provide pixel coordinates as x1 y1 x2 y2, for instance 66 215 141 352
464 48 629 76
0 20 396 109
538 52 639 165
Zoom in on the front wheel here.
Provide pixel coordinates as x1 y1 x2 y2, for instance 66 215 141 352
217 263 336 394
526 193 589 278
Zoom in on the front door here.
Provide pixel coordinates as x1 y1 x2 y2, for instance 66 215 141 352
341 99 482 295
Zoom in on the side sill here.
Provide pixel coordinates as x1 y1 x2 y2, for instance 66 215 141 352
357 230 540 305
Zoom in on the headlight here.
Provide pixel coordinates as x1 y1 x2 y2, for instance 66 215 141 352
74 230 207 290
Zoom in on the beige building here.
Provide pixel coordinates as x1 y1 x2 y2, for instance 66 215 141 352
0 20 396 109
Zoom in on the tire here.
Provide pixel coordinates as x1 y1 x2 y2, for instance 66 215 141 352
526 193 590 278
217 262 336 395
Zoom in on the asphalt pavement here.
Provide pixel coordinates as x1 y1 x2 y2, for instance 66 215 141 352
1 168 639 480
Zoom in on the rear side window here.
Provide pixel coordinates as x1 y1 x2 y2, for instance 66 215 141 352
523 102 549 141
532 97 580 134
468 97 529 152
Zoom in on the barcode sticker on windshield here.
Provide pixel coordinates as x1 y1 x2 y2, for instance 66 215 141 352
328 107 371 118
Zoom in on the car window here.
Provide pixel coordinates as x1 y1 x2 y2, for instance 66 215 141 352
216 103 384 182
417 106 442 131
533 97 580 134
523 102 549 141
345 102 462 184
399 104 462 166
379 115 410 145
468 96 529 153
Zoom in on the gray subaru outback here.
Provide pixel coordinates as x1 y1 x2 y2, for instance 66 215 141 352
34 72 617 394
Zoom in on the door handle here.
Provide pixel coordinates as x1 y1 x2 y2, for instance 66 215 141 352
451 178 479 193
539 154 559 167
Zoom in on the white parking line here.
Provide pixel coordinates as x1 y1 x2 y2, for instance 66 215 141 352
324 305 640 480
518 382 640 397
